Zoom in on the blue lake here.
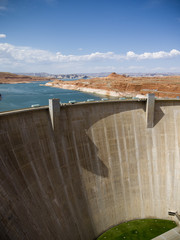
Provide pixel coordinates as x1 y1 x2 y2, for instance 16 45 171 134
0 81 113 112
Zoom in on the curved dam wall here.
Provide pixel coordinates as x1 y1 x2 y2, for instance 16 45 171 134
0 99 180 239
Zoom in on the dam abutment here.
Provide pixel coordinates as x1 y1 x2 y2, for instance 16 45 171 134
0 99 180 239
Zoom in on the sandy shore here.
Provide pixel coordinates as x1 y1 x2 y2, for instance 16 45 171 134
45 81 148 98
45 82 126 97
45 73 180 99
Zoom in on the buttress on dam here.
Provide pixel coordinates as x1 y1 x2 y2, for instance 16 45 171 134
0 96 180 239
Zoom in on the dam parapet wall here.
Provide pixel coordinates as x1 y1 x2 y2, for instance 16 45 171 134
0 98 180 239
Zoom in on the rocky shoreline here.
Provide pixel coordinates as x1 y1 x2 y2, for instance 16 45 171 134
2 72 180 99
45 72 180 99
45 82 126 97
0 72 52 84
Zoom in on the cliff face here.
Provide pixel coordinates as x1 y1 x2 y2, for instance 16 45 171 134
0 72 50 83
46 73 180 98
1 100 180 239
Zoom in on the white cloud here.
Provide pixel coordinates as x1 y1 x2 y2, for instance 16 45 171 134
126 51 137 58
0 34 6 38
0 42 180 72
126 49 180 60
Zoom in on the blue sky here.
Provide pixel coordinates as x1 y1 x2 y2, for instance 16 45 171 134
0 0 180 74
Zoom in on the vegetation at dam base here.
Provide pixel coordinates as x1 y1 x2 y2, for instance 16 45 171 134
97 219 177 240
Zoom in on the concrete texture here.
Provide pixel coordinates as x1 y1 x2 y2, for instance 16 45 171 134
152 226 180 240
49 98 60 131
1 100 180 239
146 93 155 128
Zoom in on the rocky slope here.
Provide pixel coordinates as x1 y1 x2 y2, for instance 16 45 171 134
46 72 180 98
0 72 52 84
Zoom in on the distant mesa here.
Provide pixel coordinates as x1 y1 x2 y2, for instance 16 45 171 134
106 72 127 78
0 72 52 84
1 71 180 99
46 71 180 99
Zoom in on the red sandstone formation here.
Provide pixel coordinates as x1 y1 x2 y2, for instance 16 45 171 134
46 72 180 98
0 72 52 84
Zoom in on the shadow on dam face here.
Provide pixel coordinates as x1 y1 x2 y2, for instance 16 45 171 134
0 100 180 240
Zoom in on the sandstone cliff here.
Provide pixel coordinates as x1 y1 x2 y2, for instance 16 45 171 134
0 72 52 84
46 72 180 98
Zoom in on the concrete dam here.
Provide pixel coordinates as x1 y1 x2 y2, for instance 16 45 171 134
0 97 180 239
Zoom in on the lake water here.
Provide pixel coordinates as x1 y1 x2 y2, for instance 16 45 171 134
0 81 113 112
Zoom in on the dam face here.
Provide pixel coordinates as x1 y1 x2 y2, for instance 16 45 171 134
0 100 180 239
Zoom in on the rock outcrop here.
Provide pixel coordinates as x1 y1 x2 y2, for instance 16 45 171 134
0 72 52 84
46 72 180 98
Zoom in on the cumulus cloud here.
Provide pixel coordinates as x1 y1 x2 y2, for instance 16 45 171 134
56 51 119 62
126 49 180 60
0 43 180 67
0 34 6 38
